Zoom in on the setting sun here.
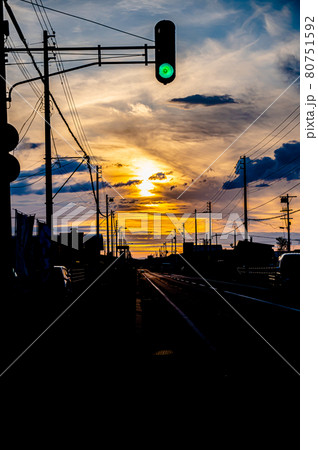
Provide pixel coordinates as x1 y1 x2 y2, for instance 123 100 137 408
139 179 155 197
134 160 167 197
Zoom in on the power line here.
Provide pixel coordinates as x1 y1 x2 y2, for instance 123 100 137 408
248 182 300 212
245 105 300 158
6 0 100 209
248 120 300 162
250 209 300 222
249 160 299 191
18 95 42 142
7 37 42 98
18 0 155 42
250 234 300 242
199 108 300 217
8 2 121 217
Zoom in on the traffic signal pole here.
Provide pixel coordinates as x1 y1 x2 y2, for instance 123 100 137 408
6 40 157 239
0 0 10 280
2 20 175 274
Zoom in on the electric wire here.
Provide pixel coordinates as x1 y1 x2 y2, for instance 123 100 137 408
6 4 99 206
18 0 155 42
248 182 300 212
250 209 300 222
197 106 300 217
248 120 300 162
245 105 300 158
18 95 42 143
248 113 299 160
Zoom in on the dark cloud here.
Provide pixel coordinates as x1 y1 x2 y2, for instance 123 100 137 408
170 94 238 108
113 179 142 187
11 160 91 197
11 181 39 196
255 183 270 187
53 180 93 194
148 172 167 180
16 160 88 181
54 160 89 175
223 141 300 190
113 163 129 168
170 185 177 190
16 141 42 151
278 55 300 81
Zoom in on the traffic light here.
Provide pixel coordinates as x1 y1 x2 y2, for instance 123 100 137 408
1 123 20 182
155 20 176 85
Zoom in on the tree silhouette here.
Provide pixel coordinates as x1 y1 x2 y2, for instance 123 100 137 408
276 236 288 251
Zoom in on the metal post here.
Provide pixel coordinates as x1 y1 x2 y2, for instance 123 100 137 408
208 201 212 247
115 218 118 257
0 0 11 280
194 209 197 246
286 194 291 252
106 194 110 255
96 165 99 237
174 228 177 254
44 30 53 233
110 210 113 256
280 194 296 252
242 155 248 241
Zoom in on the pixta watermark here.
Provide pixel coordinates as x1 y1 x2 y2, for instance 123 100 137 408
51 204 247 249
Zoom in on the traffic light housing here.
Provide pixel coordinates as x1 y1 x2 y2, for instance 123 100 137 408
155 20 176 85
1 123 20 182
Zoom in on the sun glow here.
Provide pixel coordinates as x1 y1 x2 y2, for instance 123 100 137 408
139 179 155 197
134 160 166 197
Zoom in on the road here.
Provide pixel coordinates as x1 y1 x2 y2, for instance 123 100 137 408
136 268 300 446
137 269 300 378
0 264 300 445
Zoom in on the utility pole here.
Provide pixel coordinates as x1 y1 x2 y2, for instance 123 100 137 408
106 194 110 255
115 218 118 257
281 194 296 252
110 210 114 256
233 227 236 248
96 165 100 238
242 155 248 241
194 209 198 246
207 201 212 247
176 230 178 254
183 223 185 244
43 30 53 233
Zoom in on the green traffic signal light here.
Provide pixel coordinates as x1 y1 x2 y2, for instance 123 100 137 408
155 20 176 84
159 63 174 79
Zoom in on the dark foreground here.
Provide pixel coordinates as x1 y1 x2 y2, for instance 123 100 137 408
0 262 300 446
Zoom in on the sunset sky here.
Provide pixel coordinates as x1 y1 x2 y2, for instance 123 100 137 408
7 0 300 257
